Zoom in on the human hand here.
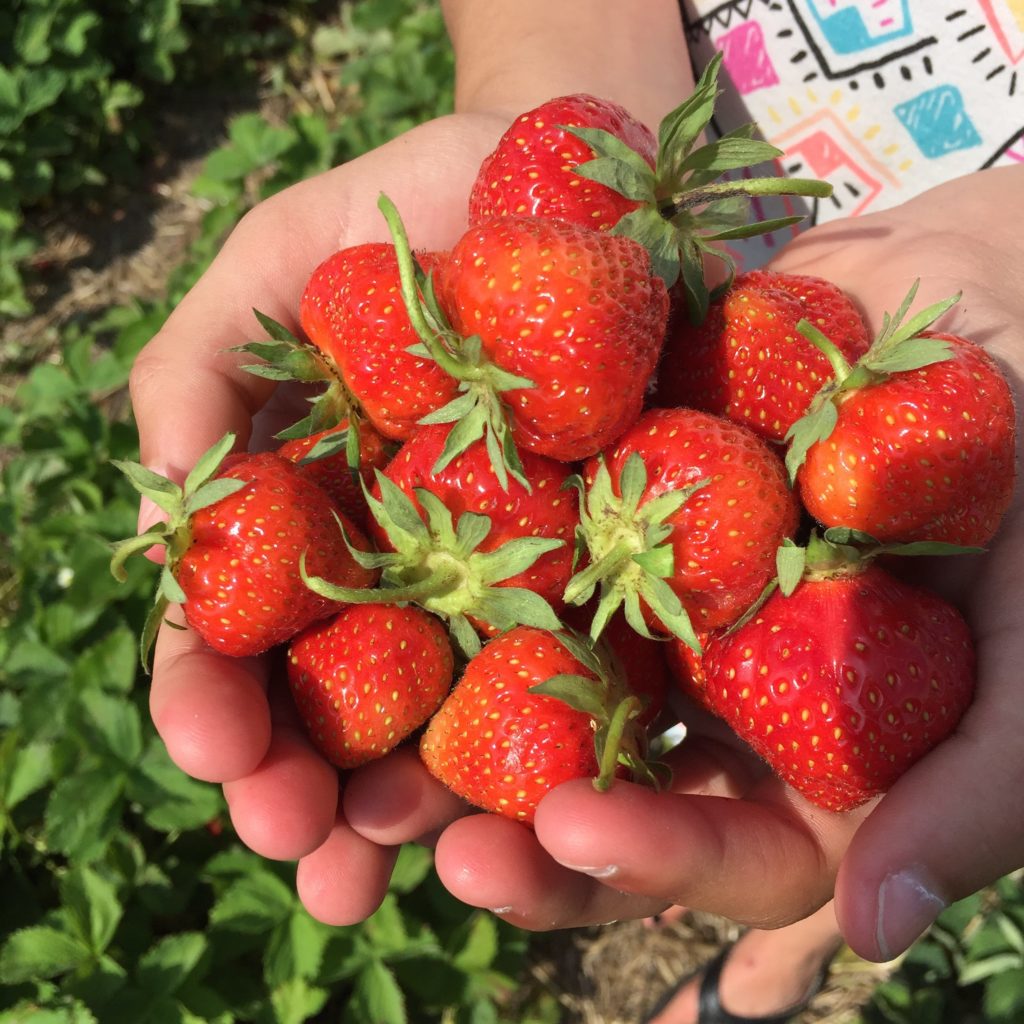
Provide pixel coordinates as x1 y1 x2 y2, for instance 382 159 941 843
369 167 1024 956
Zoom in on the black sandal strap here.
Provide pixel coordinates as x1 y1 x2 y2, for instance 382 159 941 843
697 942 831 1024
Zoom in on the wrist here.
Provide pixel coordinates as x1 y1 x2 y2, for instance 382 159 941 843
441 0 693 130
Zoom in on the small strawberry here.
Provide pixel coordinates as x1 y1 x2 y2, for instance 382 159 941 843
278 420 392 529
299 243 458 440
464 55 831 319
301 423 574 657
110 434 377 663
468 94 657 231
700 536 975 811
655 270 870 442
437 214 669 463
787 282 1017 546
419 627 658 824
287 604 454 769
566 408 799 647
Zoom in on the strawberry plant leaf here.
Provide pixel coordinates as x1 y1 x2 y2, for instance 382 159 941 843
448 614 480 659
574 155 656 202
865 335 953 375
471 536 563 581
529 674 606 719
784 399 838 482
184 477 246 515
453 510 492 557
472 586 562 633
679 135 783 178
0 926 92 985
252 308 298 344
639 574 700 653
656 51 722 177
776 540 807 597
183 433 236 497
61 866 122 956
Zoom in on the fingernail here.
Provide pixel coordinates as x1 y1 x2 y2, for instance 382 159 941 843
876 865 948 961
489 906 513 915
551 861 619 879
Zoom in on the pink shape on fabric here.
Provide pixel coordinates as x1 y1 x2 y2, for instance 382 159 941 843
716 21 780 95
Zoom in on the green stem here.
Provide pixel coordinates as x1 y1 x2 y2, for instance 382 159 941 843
376 194 476 382
661 175 833 218
593 695 642 792
797 319 854 384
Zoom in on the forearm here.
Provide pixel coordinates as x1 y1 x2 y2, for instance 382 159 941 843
441 0 693 129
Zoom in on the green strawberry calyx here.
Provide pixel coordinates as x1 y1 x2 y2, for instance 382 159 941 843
775 528 984 596
565 51 833 322
377 193 533 493
784 280 961 482
563 452 708 653
109 432 246 669
530 630 669 793
301 469 563 658
232 310 366 470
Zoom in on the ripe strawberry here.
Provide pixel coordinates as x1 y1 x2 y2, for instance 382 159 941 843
111 434 376 663
438 215 669 462
700 560 975 811
465 56 831 321
299 243 458 440
277 420 391 529
787 284 1017 546
419 627 655 824
287 604 454 769
655 270 870 443
567 407 799 646
301 423 575 657
468 94 657 231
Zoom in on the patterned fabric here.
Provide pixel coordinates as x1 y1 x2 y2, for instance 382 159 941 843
682 0 1024 268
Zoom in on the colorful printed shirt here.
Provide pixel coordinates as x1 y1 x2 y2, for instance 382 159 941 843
682 0 1024 268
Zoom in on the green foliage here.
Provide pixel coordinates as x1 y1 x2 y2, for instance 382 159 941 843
0 0 328 317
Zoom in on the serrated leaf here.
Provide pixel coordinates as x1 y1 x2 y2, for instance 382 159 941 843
137 932 207 997
353 958 406 1024
264 912 329 988
62 866 122 956
45 768 125 862
452 913 500 973
209 871 295 934
0 927 92 984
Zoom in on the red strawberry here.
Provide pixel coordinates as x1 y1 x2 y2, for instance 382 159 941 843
278 421 391 528
666 630 711 709
700 561 975 811
301 423 575 657
787 284 1017 546
287 604 454 769
468 94 657 232
568 407 800 646
420 627 655 824
299 243 458 440
111 434 377 662
655 270 870 443
438 215 669 462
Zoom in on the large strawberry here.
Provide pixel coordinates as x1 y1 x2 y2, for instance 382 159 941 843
787 283 1017 546
437 214 669 463
468 94 657 231
419 627 658 824
655 270 870 442
700 537 975 811
298 243 458 440
301 423 575 657
464 54 831 320
277 420 391 529
111 434 376 663
287 604 454 769
567 407 799 647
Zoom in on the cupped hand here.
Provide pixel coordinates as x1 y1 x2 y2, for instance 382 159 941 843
132 111 511 924
394 167 1024 956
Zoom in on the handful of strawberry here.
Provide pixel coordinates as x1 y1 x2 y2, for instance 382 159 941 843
113 57 1015 822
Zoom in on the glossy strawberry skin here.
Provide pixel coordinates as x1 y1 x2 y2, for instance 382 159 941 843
299 243 457 440
277 421 391 529
656 271 871 443
468 94 657 232
372 423 577 621
419 627 603 823
177 453 377 657
701 566 975 811
287 604 454 769
798 333 1016 546
590 408 799 631
439 216 669 461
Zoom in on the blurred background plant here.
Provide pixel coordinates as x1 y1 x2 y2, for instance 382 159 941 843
1 1 1022 1020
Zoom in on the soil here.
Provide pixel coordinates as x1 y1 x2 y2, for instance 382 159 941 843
5 78 890 1024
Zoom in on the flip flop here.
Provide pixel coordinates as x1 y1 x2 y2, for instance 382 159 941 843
642 940 833 1023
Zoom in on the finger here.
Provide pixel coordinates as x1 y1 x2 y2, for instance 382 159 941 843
222 724 339 861
533 778 869 929
296 812 399 926
149 607 272 783
835 621 1024 962
343 746 471 846
433 813 670 929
